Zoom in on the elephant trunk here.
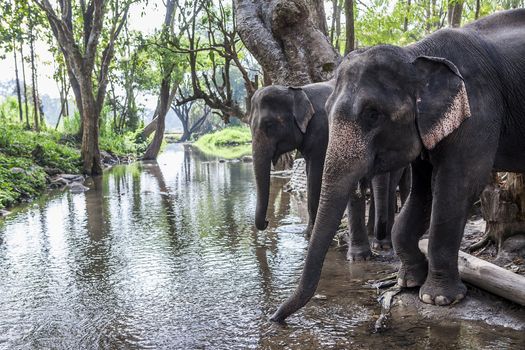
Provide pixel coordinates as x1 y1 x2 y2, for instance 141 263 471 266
253 148 273 230
270 174 361 322
271 136 367 322
270 120 370 322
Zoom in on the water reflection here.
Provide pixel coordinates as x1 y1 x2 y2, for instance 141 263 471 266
0 144 523 349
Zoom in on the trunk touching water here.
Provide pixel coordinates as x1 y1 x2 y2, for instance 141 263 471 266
253 152 272 230
271 119 370 321
264 117 371 321
270 174 357 322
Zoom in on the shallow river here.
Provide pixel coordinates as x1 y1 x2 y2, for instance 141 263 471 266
0 144 523 349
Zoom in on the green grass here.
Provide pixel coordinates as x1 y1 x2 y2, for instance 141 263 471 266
99 132 148 156
194 127 252 159
0 155 47 209
0 123 81 173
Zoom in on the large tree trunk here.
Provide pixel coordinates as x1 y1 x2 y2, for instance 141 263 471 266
80 83 103 175
19 43 30 129
473 173 525 260
448 0 464 28
475 0 481 20
143 0 177 160
235 0 340 169
234 0 340 86
13 46 23 123
143 78 170 160
330 0 342 51
404 0 412 32
344 0 355 54
29 9 39 131
141 81 178 139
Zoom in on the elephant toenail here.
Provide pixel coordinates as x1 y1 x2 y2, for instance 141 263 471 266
452 294 465 304
435 295 450 305
420 293 434 304
397 278 405 287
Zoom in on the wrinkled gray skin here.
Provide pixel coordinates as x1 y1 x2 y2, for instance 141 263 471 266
271 9 525 322
250 82 407 260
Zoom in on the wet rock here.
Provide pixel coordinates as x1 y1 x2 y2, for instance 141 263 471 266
0 209 11 217
101 150 118 166
119 155 134 164
67 182 89 193
49 177 69 188
44 167 62 176
313 294 328 300
61 174 85 182
495 234 525 265
391 288 525 331
10 167 25 174
241 156 253 162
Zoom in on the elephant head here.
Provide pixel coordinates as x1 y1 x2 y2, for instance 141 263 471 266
250 85 315 230
270 45 471 322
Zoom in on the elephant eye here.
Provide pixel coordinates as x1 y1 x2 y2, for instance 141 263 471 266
366 109 380 121
362 108 381 127
263 120 275 131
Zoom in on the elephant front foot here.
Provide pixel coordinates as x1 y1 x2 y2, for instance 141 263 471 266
397 260 428 288
347 242 372 262
418 275 467 306
372 238 393 251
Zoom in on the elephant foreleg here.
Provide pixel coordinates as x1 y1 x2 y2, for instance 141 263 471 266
304 157 323 238
393 159 432 288
419 157 493 306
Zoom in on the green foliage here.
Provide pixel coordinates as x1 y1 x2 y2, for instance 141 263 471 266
0 122 81 173
0 103 146 209
328 0 525 50
99 130 149 156
0 121 80 209
61 111 82 135
58 109 147 156
194 126 252 159
0 154 47 209
0 96 35 126
195 126 251 147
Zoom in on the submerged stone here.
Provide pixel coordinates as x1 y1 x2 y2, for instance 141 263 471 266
67 182 90 193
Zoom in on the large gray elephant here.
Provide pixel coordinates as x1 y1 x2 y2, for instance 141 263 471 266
250 82 408 259
270 9 525 322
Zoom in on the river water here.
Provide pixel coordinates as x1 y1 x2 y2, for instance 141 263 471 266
0 144 523 349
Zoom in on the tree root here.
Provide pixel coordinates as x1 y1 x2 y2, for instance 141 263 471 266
468 232 492 253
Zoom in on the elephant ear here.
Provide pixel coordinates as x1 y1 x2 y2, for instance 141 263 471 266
289 87 315 134
413 56 471 150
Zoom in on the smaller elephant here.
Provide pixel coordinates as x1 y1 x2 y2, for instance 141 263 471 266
249 82 408 259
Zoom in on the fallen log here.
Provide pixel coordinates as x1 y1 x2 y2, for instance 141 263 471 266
418 238 525 306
